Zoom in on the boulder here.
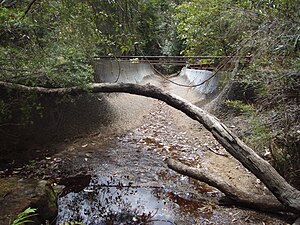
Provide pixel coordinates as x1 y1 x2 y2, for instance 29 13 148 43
0 177 57 225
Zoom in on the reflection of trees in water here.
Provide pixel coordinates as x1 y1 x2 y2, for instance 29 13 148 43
58 177 155 225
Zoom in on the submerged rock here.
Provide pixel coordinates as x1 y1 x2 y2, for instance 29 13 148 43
0 177 57 225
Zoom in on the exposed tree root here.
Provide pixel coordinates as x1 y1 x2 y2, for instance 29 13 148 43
0 81 299 214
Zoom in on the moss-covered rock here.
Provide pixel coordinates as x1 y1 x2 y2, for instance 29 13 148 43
0 177 57 225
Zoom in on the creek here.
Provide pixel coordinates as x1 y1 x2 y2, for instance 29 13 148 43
55 100 221 224
53 74 287 224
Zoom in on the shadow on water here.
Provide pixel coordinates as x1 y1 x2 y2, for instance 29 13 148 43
57 175 210 225
58 174 92 197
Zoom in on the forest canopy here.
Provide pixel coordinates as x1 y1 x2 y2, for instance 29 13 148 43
1 0 299 86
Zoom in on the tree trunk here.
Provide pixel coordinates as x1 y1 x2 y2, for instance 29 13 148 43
1 81 300 214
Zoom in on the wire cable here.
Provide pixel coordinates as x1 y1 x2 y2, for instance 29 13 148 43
135 29 260 88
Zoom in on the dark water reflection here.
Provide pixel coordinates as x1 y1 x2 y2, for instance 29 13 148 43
56 176 206 225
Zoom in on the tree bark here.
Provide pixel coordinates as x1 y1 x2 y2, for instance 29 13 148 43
0 81 300 214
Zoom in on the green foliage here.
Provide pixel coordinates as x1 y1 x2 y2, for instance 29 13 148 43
11 207 38 225
175 0 300 59
225 100 272 153
0 0 185 89
175 0 251 56
246 116 272 152
181 0 299 184
0 1 96 88
0 0 186 125
225 100 255 116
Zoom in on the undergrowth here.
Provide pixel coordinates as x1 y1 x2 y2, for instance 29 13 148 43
225 100 272 155
230 63 300 188
11 207 37 225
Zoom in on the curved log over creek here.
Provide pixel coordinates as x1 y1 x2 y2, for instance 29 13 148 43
0 74 299 224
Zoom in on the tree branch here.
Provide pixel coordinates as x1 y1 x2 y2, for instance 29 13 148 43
0 81 299 214
21 0 38 19
166 158 290 213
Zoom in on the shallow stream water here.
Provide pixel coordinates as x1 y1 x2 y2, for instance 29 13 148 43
56 101 222 224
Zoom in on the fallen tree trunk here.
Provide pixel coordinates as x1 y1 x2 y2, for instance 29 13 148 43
167 158 289 213
0 81 300 214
